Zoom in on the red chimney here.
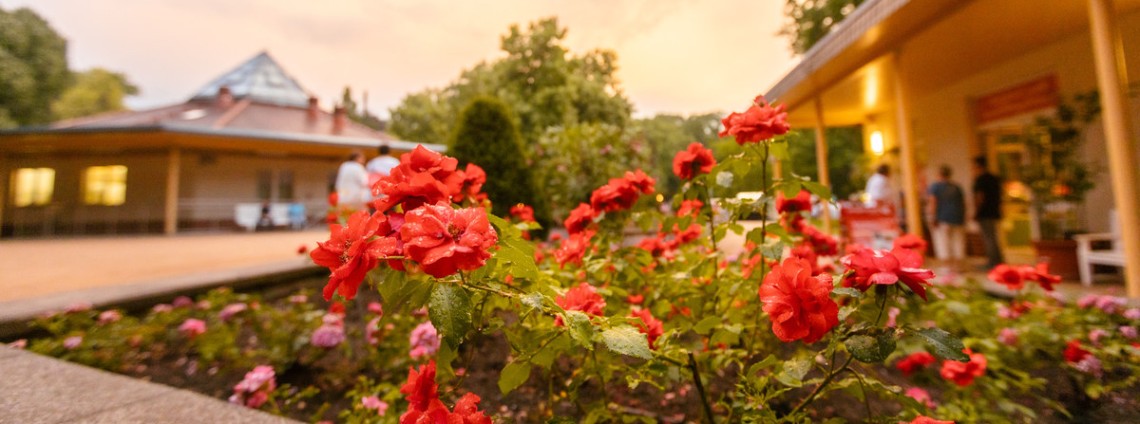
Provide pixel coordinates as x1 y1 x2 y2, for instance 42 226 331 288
216 86 234 109
332 105 346 134
306 96 319 122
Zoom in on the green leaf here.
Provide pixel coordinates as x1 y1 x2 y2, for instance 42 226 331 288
801 180 832 201
376 271 433 315
760 241 785 260
769 140 790 161
747 354 779 377
845 331 896 363
775 355 812 388
911 327 969 362
428 284 473 346
564 311 595 350
521 292 544 310
601 326 652 360
832 287 863 298
693 316 721 335
498 361 532 395
435 341 459 380
778 179 802 198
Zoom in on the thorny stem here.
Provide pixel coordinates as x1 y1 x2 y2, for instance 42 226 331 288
747 143 772 359
844 367 874 419
687 352 717 424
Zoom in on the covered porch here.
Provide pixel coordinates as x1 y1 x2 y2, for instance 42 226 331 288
766 0 1140 297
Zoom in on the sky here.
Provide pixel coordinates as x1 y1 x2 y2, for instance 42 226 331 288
3 0 800 119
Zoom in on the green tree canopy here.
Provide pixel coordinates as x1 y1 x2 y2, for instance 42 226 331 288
630 113 722 197
51 68 138 120
780 0 866 55
449 97 550 227
0 6 69 128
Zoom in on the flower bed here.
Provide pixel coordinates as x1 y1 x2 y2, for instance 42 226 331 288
10 96 1140 423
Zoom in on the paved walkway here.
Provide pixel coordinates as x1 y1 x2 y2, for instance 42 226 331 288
0 230 326 303
0 346 299 424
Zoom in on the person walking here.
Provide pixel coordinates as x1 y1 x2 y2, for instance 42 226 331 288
865 164 895 207
927 165 967 271
335 151 371 211
972 156 1004 268
367 144 400 177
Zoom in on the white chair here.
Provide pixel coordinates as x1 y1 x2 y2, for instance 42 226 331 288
1074 210 1124 286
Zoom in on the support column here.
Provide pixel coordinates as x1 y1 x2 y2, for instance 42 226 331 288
1088 0 1140 298
813 98 833 233
164 148 181 235
893 52 924 238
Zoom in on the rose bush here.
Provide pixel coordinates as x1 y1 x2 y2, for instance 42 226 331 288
12 95 1140 423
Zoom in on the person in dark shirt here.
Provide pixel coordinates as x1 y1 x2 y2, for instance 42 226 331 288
928 165 966 270
972 156 1004 268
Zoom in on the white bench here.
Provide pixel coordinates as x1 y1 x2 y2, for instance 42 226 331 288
234 203 299 231
1075 210 1123 286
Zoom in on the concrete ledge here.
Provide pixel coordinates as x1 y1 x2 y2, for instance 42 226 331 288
0 260 322 339
0 346 298 423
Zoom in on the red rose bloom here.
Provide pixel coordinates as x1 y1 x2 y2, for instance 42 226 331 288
909 417 955 424
373 146 464 212
453 163 487 203
789 243 824 275
676 199 704 218
311 210 399 300
510 203 536 223
555 282 607 326
589 170 656 213
399 361 449 424
448 392 492 424
564 203 597 234
400 203 498 278
672 142 716 180
554 229 594 267
1064 340 1091 363
892 233 928 255
1022 262 1061 292
623 169 656 194
719 95 790 144
895 351 936 376
800 223 839 256
672 223 703 246
841 248 935 300
758 257 840 344
776 190 812 214
939 349 987 387
631 308 664 350
988 264 1025 290
636 235 669 258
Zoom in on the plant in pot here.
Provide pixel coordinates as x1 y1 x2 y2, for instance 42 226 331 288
1022 91 1100 280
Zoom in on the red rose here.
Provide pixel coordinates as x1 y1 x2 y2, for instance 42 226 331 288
311 211 399 300
554 282 607 326
564 203 596 234
1063 340 1091 363
399 361 449 424
589 170 656 213
554 230 594 267
373 146 464 212
623 169 656 194
719 95 790 144
776 190 812 214
1021 262 1061 292
939 349 987 387
672 142 716 180
676 199 704 218
636 235 669 258
631 308 664 349
988 264 1025 290
799 223 838 256
892 233 928 255
627 294 645 305
672 223 703 246
758 257 840 344
510 203 536 223
400 203 498 278
841 248 935 300
453 163 487 203
448 392 492 424
789 243 824 275
895 351 936 376
909 417 955 424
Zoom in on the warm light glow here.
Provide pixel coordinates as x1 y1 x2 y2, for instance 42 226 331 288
11 168 55 207
655 193 665 203
863 66 880 108
870 131 885 156
84 165 128 206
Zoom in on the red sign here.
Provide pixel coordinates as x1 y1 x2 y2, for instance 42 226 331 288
839 201 900 250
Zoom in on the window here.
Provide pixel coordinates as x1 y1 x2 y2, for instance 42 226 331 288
277 170 295 201
257 170 273 201
10 168 55 207
84 165 128 206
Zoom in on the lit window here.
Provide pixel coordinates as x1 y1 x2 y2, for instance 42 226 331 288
84 165 128 206
10 168 55 207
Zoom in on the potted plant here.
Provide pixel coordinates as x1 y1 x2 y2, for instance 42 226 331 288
1023 91 1100 280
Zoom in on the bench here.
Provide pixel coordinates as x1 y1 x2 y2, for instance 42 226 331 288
1074 210 1123 286
234 203 305 231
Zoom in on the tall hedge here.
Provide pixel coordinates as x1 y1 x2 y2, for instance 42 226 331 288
449 97 551 228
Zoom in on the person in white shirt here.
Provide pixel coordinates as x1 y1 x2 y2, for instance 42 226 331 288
865 164 895 207
335 151 371 211
366 144 400 177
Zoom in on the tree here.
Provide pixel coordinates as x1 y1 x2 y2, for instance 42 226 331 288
780 0 866 54
51 68 138 120
339 86 386 131
535 123 649 220
388 88 452 144
0 6 69 128
449 97 550 227
782 126 868 200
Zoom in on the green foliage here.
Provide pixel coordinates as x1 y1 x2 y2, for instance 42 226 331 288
782 126 869 200
339 86 386 131
534 122 650 218
630 113 722 196
0 6 70 127
1021 91 1101 238
780 0 867 55
51 68 138 120
449 96 550 224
